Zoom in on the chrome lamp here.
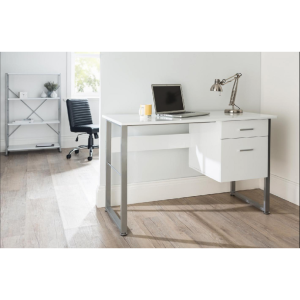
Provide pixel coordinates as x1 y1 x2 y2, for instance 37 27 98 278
210 73 243 114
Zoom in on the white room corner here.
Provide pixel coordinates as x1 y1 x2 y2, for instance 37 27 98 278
260 52 299 206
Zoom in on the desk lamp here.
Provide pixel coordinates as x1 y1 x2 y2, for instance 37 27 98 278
210 73 243 114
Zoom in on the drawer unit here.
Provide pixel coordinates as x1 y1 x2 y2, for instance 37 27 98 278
221 137 268 182
221 119 268 139
189 120 269 183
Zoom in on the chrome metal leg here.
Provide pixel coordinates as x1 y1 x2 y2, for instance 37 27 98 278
230 181 235 196
231 119 271 215
120 126 128 236
68 145 90 156
105 122 128 236
263 177 270 214
263 119 271 214
68 148 78 155
89 147 93 158
5 74 9 156
105 121 112 210
58 74 62 152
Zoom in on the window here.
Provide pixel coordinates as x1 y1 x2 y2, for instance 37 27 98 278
71 52 100 97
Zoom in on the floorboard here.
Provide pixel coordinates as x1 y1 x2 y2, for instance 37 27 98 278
1 149 299 248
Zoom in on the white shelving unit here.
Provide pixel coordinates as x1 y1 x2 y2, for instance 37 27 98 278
8 120 60 126
5 73 62 155
8 97 60 101
8 143 61 152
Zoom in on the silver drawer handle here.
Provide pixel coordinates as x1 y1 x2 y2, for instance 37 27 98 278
240 149 254 152
240 128 254 131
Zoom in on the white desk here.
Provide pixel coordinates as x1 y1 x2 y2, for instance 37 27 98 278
103 111 277 235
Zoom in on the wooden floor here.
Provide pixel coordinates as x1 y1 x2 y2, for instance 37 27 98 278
1 149 299 248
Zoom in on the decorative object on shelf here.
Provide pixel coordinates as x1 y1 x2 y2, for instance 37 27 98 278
50 91 58 98
44 81 60 97
41 91 47 98
210 73 243 114
18 92 28 98
139 104 152 120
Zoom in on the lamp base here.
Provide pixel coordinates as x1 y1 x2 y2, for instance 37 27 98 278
224 108 243 114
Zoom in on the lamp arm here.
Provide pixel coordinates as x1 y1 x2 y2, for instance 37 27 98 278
220 73 242 106
229 77 239 106
220 73 242 85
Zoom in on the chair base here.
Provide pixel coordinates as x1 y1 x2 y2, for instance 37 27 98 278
66 133 99 161
66 145 99 161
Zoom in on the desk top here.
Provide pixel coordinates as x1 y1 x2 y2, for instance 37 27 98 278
102 111 277 126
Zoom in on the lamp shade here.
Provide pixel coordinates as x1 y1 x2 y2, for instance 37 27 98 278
210 79 223 92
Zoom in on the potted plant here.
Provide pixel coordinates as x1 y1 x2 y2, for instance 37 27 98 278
44 81 60 98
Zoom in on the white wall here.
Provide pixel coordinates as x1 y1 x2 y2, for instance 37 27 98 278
0 52 99 152
261 52 299 205
99 53 262 189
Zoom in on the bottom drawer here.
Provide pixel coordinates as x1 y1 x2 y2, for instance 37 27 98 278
221 137 268 182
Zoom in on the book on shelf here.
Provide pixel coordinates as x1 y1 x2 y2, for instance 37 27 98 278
36 143 55 147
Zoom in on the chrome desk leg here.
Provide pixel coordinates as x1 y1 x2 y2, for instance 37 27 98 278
105 121 112 210
231 119 271 214
230 181 235 196
105 122 128 236
263 119 271 214
120 126 128 236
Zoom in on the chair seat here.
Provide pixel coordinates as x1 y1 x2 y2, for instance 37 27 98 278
73 124 99 134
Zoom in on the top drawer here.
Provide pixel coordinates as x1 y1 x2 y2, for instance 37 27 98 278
221 119 268 139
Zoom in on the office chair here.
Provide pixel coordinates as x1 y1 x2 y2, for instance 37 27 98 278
66 99 99 161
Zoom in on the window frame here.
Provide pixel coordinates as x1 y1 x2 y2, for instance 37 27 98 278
70 52 100 98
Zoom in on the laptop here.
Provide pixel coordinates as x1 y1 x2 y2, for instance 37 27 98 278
151 84 209 118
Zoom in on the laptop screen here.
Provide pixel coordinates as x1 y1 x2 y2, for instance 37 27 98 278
152 85 184 113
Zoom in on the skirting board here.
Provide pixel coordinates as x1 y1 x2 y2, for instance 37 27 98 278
96 176 260 208
259 174 299 206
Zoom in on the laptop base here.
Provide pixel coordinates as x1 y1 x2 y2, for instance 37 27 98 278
158 111 210 118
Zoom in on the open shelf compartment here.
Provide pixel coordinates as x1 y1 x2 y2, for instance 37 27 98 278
8 120 60 126
8 143 61 151
8 97 60 101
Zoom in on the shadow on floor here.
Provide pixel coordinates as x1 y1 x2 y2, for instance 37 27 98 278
128 234 255 248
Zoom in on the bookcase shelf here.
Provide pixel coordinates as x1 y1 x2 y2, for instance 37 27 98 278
8 120 60 126
8 97 60 101
8 143 60 151
5 73 62 155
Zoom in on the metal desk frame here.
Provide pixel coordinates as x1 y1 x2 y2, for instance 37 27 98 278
105 119 271 236
105 121 128 236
